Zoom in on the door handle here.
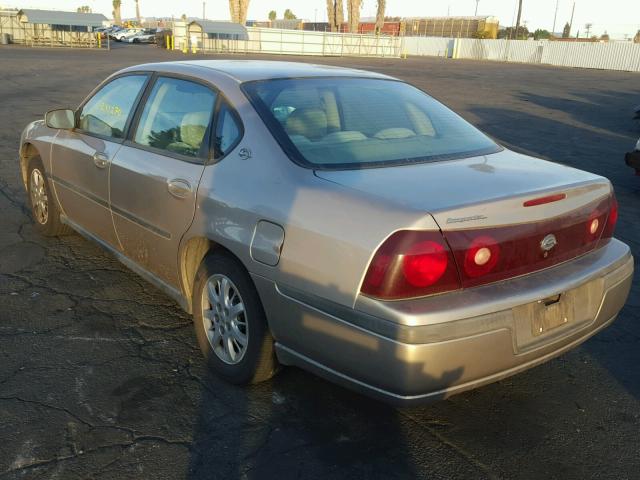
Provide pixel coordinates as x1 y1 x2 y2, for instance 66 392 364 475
167 178 192 199
92 152 109 169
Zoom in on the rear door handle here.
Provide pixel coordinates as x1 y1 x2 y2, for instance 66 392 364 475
167 178 192 199
92 152 109 169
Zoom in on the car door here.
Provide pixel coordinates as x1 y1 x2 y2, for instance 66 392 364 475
50 73 149 247
109 75 218 286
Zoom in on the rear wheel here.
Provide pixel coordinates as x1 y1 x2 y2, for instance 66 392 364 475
192 252 279 384
27 156 70 236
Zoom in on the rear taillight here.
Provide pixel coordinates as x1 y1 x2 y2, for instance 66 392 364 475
361 230 461 300
362 194 618 301
600 194 618 242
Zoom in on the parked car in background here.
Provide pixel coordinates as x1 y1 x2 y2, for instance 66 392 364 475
625 137 640 175
126 28 157 43
112 28 142 42
18 61 633 405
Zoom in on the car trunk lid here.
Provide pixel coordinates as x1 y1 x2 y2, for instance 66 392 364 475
316 149 615 290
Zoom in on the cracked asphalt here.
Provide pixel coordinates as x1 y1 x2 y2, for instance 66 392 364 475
0 45 639 479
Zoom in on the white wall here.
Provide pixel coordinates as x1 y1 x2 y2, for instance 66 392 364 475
403 36 640 73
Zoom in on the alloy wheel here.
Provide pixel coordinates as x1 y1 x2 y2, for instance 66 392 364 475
30 168 48 225
201 274 248 364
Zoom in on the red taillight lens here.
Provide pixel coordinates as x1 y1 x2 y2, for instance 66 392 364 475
362 194 618 301
361 231 461 300
402 240 449 287
601 194 618 241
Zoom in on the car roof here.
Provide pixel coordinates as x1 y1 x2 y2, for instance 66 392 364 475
124 60 397 83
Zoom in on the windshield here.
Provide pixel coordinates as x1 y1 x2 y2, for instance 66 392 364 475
243 77 501 169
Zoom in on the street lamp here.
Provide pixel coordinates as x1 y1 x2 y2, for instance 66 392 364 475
475 0 480 16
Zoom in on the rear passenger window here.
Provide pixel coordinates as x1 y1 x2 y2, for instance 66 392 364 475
134 77 216 159
215 101 242 158
79 74 148 139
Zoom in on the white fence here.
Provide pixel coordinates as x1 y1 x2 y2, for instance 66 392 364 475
175 24 402 58
403 37 640 72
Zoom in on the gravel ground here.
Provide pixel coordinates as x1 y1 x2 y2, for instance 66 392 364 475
0 44 639 480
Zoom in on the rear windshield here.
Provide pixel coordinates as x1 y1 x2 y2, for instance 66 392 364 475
242 77 501 169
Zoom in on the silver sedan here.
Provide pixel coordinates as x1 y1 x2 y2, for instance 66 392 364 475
18 61 633 405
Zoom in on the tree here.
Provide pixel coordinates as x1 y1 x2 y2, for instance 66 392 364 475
374 0 385 35
562 22 570 38
533 28 551 40
268 10 276 21
326 0 344 32
112 0 122 25
634 30 640 44
229 0 250 24
77 5 92 13
600 31 610 42
283 9 297 20
347 0 362 33
514 0 523 38
498 25 529 40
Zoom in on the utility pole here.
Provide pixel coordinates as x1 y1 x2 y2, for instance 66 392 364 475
585 22 592 38
552 0 559 35
475 0 479 16
568 1 575 37
202 1 206 20
514 0 523 39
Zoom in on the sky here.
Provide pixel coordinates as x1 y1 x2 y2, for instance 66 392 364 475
2 0 639 39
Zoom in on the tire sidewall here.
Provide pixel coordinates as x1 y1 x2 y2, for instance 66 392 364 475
193 252 272 384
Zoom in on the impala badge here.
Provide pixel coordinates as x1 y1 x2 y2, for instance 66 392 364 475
540 234 558 256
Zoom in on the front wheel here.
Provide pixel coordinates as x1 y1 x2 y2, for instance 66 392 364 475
27 156 70 236
192 252 279 384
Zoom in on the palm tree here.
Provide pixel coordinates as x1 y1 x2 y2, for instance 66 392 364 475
374 0 385 35
239 0 249 24
135 0 141 24
347 0 362 33
515 0 523 39
112 0 122 25
326 0 335 31
336 0 344 30
326 0 344 32
229 0 250 24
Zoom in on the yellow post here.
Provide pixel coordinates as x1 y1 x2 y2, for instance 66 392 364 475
191 42 197 54
97 32 101 48
171 35 175 50
165 34 169 49
182 40 187 54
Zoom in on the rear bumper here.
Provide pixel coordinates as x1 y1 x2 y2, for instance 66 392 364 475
253 239 633 406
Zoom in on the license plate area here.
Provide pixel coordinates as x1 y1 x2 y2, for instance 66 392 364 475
513 278 604 352
531 294 570 337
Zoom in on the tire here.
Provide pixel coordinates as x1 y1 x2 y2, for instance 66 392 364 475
193 251 279 384
27 156 70 236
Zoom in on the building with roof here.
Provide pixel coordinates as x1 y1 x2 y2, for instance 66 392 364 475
0 8 107 44
404 16 499 39
187 20 249 41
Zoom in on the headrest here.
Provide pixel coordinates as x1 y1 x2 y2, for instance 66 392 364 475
285 108 327 141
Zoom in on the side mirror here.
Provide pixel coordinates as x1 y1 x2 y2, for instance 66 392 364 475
45 109 76 130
